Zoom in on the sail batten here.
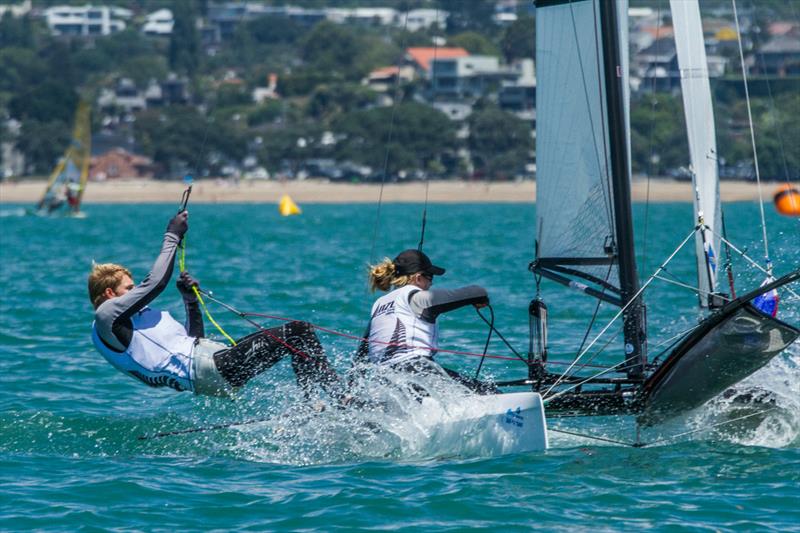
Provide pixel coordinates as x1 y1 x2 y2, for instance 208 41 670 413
670 0 722 306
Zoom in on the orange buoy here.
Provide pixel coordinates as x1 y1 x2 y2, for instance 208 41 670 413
773 184 800 217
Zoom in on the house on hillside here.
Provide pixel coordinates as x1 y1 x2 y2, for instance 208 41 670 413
749 35 800 76
90 148 154 181
44 5 131 36
499 59 536 120
405 47 469 79
636 36 727 92
363 66 415 93
401 9 448 32
429 55 503 100
143 8 173 36
97 78 146 113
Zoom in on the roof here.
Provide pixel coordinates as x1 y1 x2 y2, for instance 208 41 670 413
761 35 800 54
406 47 468 71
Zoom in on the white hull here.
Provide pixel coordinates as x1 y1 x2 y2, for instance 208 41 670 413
419 392 548 456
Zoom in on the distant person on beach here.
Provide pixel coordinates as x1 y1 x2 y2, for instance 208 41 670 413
356 249 498 394
88 211 346 400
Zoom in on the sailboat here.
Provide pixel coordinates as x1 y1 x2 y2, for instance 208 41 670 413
35 101 91 217
495 0 800 428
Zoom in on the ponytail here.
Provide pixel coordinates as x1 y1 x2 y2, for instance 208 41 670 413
368 258 414 292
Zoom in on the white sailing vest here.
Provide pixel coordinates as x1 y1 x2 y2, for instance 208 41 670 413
368 285 438 365
91 307 196 392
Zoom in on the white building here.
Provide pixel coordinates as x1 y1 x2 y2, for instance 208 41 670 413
430 55 502 99
142 8 173 36
325 7 397 26
44 5 132 37
400 9 448 32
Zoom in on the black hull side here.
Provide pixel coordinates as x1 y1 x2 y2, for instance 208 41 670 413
637 271 800 426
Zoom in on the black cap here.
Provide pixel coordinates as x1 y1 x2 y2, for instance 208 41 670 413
393 249 446 277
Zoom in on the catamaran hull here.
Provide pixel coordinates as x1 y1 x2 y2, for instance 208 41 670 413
638 303 799 426
419 392 548 455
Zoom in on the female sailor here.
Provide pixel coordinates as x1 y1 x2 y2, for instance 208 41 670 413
357 249 497 394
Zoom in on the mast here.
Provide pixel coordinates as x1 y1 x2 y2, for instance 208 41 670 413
599 0 646 377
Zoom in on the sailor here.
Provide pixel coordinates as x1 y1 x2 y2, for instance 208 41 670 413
88 211 345 400
357 249 498 394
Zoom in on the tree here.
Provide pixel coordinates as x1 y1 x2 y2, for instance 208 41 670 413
16 119 70 174
0 47 48 94
301 21 365 77
8 80 78 123
500 15 535 63
629 93 689 175
135 107 247 176
307 83 377 122
448 32 499 56
468 106 531 179
332 102 458 176
169 1 199 75
0 12 35 49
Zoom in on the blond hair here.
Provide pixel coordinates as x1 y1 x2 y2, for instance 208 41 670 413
88 263 132 309
368 257 414 292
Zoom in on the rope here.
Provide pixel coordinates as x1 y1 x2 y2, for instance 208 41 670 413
473 305 495 379
639 407 778 448
548 426 640 447
732 0 770 265
199 291 613 369
549 406 777 448
177 214 237 346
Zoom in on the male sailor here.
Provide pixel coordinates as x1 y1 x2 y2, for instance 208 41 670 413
88 211 346 399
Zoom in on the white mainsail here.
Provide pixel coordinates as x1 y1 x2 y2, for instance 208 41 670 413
670 0 722 306
535 0 630 291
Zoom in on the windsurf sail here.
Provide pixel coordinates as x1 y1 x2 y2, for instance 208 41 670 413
670 0 722 307
36 101 91 216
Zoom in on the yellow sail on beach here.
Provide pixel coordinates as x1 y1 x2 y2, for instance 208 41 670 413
278 194 301 216
36 101 91 216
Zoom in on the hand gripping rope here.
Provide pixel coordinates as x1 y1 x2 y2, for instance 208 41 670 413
176 180 237 346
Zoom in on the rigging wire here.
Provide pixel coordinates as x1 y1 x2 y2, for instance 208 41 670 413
748 0 794 189
369 11 411 263
417 8 441 252
731 0 771 266
706 226 800 299
543 227 698 398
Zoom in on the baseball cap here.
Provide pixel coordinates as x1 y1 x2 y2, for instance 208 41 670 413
393 249 445 277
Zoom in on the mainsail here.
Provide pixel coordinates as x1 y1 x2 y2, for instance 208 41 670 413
533 0 645 376
36 101 91 216
670 0 722 307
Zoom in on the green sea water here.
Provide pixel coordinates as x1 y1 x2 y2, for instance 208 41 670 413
1 201 798 531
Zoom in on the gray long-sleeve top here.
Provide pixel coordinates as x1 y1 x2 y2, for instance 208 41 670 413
94 231 204 352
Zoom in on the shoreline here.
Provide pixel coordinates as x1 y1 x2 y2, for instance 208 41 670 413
0 178 780 204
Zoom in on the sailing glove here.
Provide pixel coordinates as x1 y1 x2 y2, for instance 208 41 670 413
177 271 200 300
166 211 188 238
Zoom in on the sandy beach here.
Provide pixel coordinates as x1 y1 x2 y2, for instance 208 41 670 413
0 178 780 204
